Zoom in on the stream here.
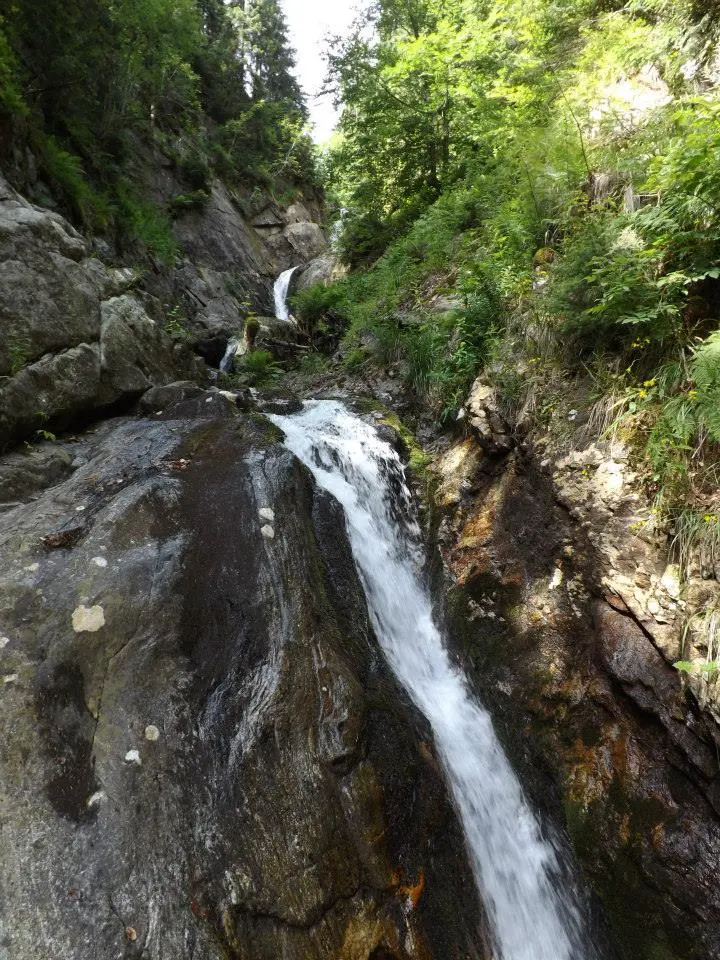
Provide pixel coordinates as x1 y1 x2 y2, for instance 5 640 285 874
271 400 601 960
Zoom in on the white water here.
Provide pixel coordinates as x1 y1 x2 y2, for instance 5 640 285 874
273 266 297 321
219 337 240 373
270 400 597 960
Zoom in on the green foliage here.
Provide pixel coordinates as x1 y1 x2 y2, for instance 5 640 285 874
170 190 210 214
674 660 720 675
35 136 111 229
1 0 316 236
164 305 192 341
0 18 26 114
115 184 179 263
297 352 330 375
236 349 283 385
8 330 32 375
322 0 720 537
293 283 342 323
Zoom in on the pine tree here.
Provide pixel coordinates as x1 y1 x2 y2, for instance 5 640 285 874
241 0 304 109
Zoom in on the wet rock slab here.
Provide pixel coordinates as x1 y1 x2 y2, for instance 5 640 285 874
0 397 487 959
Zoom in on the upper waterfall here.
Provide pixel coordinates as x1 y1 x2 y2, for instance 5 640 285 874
274 267 298 321
270 400 601 960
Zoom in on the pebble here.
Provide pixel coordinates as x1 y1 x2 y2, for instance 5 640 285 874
258 507 275 522
260 524 275 539
124 749 141 765
144 724 160 742
72 604 105 633
24 562 39 572
3 673 19 684
0 637 9 650
87 790 104 808
91 556 108 568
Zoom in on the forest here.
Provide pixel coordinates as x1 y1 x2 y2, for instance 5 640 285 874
293 0 720 568
0 0 315 253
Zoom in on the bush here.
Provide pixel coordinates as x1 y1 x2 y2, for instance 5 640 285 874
115 183 179 264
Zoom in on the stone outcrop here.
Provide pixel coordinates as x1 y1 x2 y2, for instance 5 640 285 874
433 404 720 960
0 174 198 450
0 167 330 449
296 251 344 292
0 391 488 960
461 378 514 455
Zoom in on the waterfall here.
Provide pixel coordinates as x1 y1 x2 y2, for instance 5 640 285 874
219 337 240 373
270 400 600 960
273 266 298 321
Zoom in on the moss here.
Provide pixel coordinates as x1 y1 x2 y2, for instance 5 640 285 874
247 411 284 444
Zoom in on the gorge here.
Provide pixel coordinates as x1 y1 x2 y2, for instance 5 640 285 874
2 0 720 958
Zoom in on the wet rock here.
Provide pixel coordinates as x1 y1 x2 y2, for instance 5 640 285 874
439 436 720 960
0 405 486 960
138 380 205 414
0 442 74 505
253 389 303 415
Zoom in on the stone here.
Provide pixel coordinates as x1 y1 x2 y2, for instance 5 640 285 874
295 252 340 291
144 725 160 742
138 381 205 414
71 604 105 633
0 407 485 959
258 507 275 522
282 220 327 261
466 377 514 455
0 176 194 450
260 524 275 539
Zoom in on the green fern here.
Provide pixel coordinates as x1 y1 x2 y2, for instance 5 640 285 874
691 331 720 442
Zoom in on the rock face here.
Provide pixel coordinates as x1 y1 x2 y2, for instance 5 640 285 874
0 393 487 959
0 174 197 450
158 183 328 355
296 251 344 292
434 428 720 960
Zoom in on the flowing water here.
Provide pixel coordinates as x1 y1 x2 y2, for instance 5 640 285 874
219 337 240 373
270 399 600 960
273 266 298 321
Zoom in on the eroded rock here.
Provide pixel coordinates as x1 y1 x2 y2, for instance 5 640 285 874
0 404 487 960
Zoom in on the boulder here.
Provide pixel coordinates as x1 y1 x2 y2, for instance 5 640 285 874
0 175 197 449
0 405 489 959
465 378 514 454
295 251 340 291
283 220 327 261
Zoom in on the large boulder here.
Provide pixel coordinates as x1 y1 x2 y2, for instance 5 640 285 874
0 400 489 959
295 251 342 292
0 174 196 450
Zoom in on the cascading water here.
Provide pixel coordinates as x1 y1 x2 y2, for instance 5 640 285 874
219 337 240 373
273 266 298 321
270 399 600 960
